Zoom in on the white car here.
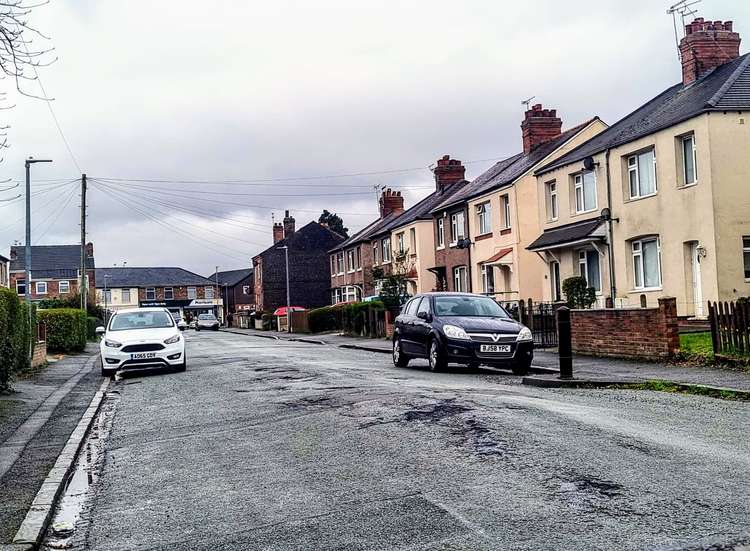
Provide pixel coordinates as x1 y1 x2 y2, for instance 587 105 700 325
97 307 187 376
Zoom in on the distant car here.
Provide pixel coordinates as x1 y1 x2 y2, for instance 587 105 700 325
195 313 220 331
97 307 186 376
392 293 533 375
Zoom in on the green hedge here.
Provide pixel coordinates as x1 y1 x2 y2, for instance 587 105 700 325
308 301 385 334
0 288 35 391
87 316 104 341
38 308 88 353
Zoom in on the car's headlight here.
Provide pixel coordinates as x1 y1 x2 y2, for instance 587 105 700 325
104 339 122 348
516 327 533 342
443 324 470 340
164 334 181 345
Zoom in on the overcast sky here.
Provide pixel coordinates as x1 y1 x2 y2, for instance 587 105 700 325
0 0 747 275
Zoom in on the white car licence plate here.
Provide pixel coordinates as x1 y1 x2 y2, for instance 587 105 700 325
479 344 511 353
131 352 157 360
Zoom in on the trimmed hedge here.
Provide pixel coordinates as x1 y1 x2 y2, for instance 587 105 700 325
308 301 385 334
0 288 35 391
38 308 88 353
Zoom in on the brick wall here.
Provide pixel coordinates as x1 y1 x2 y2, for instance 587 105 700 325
32 340 46 368
9 272 93 302
571 297 679 360
137 286 210 301
330 243 376 298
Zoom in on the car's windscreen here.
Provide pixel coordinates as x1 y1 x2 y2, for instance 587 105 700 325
434 296 510 318
198 314 216 320
109 311 175 331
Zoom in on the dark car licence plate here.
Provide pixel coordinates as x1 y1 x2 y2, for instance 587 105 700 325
479 344 511 353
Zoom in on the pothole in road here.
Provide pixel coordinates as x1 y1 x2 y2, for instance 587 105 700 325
451 417 508 457
548 473 628 515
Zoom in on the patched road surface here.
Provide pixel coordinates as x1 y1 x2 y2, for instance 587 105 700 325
47 331 750 550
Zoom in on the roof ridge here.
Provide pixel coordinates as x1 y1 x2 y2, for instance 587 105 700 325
707 52 750 107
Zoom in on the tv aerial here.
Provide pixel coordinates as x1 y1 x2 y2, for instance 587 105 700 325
521 96 536 111
667 0 702 59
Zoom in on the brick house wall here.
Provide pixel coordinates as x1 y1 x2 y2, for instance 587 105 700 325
570 297 679 360
137 285 211 301
433 206 471 292
9 269 96 302
330 242 376 299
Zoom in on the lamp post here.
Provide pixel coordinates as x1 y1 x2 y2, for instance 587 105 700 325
276 245 290 332
214 265 220 321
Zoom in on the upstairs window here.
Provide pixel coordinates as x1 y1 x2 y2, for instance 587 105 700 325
409 228 416 256
451 211 466 243
164 287 174 300
346 249 355 272
632 237 662 290
396 232 405 255
336 252 344 274
372 243 379 265
187 287 197 299
205 286 214 299
36 281 47 295
382 237 391 263
355 246 361 270
743 236 750 280
59 280 70 294
104 290 112 304
122 289 131 303
500 195 511 229
574 170 597 213
476 202 492 235
682 134 697 186
16 280 26 296
546 181 558 221
437 218 445 248
627 149 657 199
146 287 156 300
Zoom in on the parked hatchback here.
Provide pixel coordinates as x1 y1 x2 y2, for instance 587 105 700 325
392 293 533 374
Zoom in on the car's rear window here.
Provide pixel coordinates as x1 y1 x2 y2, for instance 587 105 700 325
110 311 175 331
434 296 510 318
198 314 216 320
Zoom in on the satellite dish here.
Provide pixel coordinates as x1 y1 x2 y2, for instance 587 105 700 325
583 156 596 171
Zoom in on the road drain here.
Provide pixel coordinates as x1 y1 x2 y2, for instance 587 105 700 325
41 393 119 550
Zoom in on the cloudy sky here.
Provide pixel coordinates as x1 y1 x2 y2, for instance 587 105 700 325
0 0 747 275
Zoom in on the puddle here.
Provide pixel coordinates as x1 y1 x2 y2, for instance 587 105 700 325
41 395 118 550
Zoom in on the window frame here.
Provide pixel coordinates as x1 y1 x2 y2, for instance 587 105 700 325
574 170 598 214
631 237 662 290
550 261 561 301
682 134 697 187
409 228 416 257
500 194 511 229
187 286 197 300
205 286 215 300
382 237 391 263
476 201 492 235
453 266 467 292
346 249 355 273
437 218 445 248
481 264 495 294
372 242 379 265
742 235 750 281
104 289 112 304
546 181 558 221
35 281 47 295
330 255 336 276
122 288 132 303
146 287 156 300
16 279 26 296
577 249 602 293
164 287 174 300
356 246 362 271
627 148 658 200
396 232 405 255
336 252 344 275
450 211 466 244
58 280 70 294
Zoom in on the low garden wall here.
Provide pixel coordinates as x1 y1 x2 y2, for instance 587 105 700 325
571 297 679 360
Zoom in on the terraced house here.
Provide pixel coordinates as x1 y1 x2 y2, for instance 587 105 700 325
529 17 750 316
429 107 606 298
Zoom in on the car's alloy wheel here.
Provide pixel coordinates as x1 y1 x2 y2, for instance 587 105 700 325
393 338 409 368
428 339 446 372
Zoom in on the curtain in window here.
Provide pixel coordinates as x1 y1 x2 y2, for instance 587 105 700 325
637 151 655 195
583 172 596 211
643 240 660 287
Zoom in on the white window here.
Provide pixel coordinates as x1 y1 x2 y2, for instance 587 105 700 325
59 280 70 294
396 232 405 255
122 288 131 303
550 261 561 301
627 149 657 199
16 280 26 296
164 287 174 300
146 287 156 300
343 286 359 302
187 287 197 300
450 212 466 243
453 266 467 292
437 218 445 248
500 195 511 229
574 170 597 213
346 249 355 272
409 228 416 257
682 134 697 186
36 281 47 295
546 181 558 221
632 237 662 290
578 250 601 292
104 290 112 304
373 243 379 265
382 237 391 263
205 286 214 299
481 264 495 294
743 236 750 280
476 202 492 235
336 252 344 274
330 255 336 275
356 246 362 270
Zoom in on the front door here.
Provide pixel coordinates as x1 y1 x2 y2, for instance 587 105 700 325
691 242 704 318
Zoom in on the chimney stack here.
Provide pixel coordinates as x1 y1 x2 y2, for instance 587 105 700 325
680 18 741 86
379 188 405 218
273 222 284 243
521 104 562 154
283 210 295 238
433 155 466 193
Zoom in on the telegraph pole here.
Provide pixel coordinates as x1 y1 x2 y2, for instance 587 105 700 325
80 174 87 310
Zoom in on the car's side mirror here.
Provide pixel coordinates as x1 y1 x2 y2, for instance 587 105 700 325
177 321 187 331
95 326 106 336
417 311 432 322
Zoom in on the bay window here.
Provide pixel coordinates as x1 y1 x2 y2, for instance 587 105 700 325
574 170 597 213
632 237 662 289
627 148 657 199
476 202 491 235
578 250 601 292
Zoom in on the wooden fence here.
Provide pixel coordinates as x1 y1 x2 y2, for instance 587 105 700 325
708 300 750 357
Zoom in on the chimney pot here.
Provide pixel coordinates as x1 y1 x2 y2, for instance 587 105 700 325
432 155 466 193
283 211 295 238
680 17 741 85
379 187 405 218
521 103 563 154
273 222 284 243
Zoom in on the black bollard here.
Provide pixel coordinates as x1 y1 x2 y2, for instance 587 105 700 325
557 306 573 379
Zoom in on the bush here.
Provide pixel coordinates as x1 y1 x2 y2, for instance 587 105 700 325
0 288 35 391
38 308 88 353
307 301 385 335
562 276 596 309
308 305 343 333
87 316 104 341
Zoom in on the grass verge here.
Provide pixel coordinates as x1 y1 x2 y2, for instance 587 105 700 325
611 379 750 401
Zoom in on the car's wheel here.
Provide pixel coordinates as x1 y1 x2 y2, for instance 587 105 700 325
428 338 447 372
511 359 531 376
392 337 410 368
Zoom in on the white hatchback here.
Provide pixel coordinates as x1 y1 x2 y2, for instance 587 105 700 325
97 308 187 376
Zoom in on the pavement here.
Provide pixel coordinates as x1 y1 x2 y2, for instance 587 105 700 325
0 345 101 544
51 331 750 550
223 327 750 391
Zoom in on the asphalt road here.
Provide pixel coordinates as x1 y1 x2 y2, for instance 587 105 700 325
50 331 750 550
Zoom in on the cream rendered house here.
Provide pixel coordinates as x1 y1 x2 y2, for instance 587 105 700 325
530 18 750 317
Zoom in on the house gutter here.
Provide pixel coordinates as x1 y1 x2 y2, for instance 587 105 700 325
604 148 617 305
